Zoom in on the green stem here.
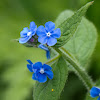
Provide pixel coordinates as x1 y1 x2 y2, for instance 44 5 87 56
55 47 94 90
45 53 61 65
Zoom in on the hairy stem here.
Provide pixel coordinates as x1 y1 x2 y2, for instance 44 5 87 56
55 47 94 90
45 53 61 65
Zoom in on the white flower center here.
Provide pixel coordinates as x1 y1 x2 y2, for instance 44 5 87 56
40 68 44 74
27 32 31 36
99 93 100 96
46 32 51 37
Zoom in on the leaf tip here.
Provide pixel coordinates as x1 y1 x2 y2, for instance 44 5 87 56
85 1 94 8
89 1 94 5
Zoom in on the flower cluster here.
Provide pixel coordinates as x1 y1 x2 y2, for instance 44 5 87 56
19 21 61 47
27 60 53 83
19 21 60 83
19 21 61 59
90 86 100 100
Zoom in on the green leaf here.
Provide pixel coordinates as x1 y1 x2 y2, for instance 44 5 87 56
54 9 97 90
33 57 68 100
54 1 94 47
55 8 97 67
62 12 97 67
56 47 93 90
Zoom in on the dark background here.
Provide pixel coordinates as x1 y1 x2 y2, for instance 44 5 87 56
0 0 100 100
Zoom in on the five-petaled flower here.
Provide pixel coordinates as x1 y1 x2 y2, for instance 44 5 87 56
90 86 100 100
37 21 61 46
27 60 53 83
19 21 37 44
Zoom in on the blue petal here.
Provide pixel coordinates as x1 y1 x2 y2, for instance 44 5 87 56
33 69 37 73
38 44 49 51
20 33 27 38
37 73 47 83
19 37 29 44
32 73 38 80
46 50 50 59
28 33 34 41
30 21 37 33
47 37 57 46
52 28 61 38
27 60 33 65
45 70 53 79
38 44 50 59
30 21 36 29
33 62 42 69
37 25 46 36
31 32 36 36
27 64 33 72
98 97 100 100
42 64 52 70
90 87 100 97
20 27 29 37
45 21 55 32
38 36 48 44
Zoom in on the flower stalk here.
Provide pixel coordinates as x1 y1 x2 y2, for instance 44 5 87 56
45 53 61 65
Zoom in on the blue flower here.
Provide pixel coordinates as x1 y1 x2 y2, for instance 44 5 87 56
19 22 37 44
38 44 50 59
36 21 61 46
27 60 53 83
90 87 100 100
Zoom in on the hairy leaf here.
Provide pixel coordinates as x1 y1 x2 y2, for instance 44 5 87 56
54 1 94 47
33 57 68 100
65 18 97 67
55 10 97 67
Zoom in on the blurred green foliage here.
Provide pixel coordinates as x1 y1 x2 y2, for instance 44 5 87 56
0 0 100 100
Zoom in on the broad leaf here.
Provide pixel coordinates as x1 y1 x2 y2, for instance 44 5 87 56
55 10 97 67
54 1 94 47
33 57 68 100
